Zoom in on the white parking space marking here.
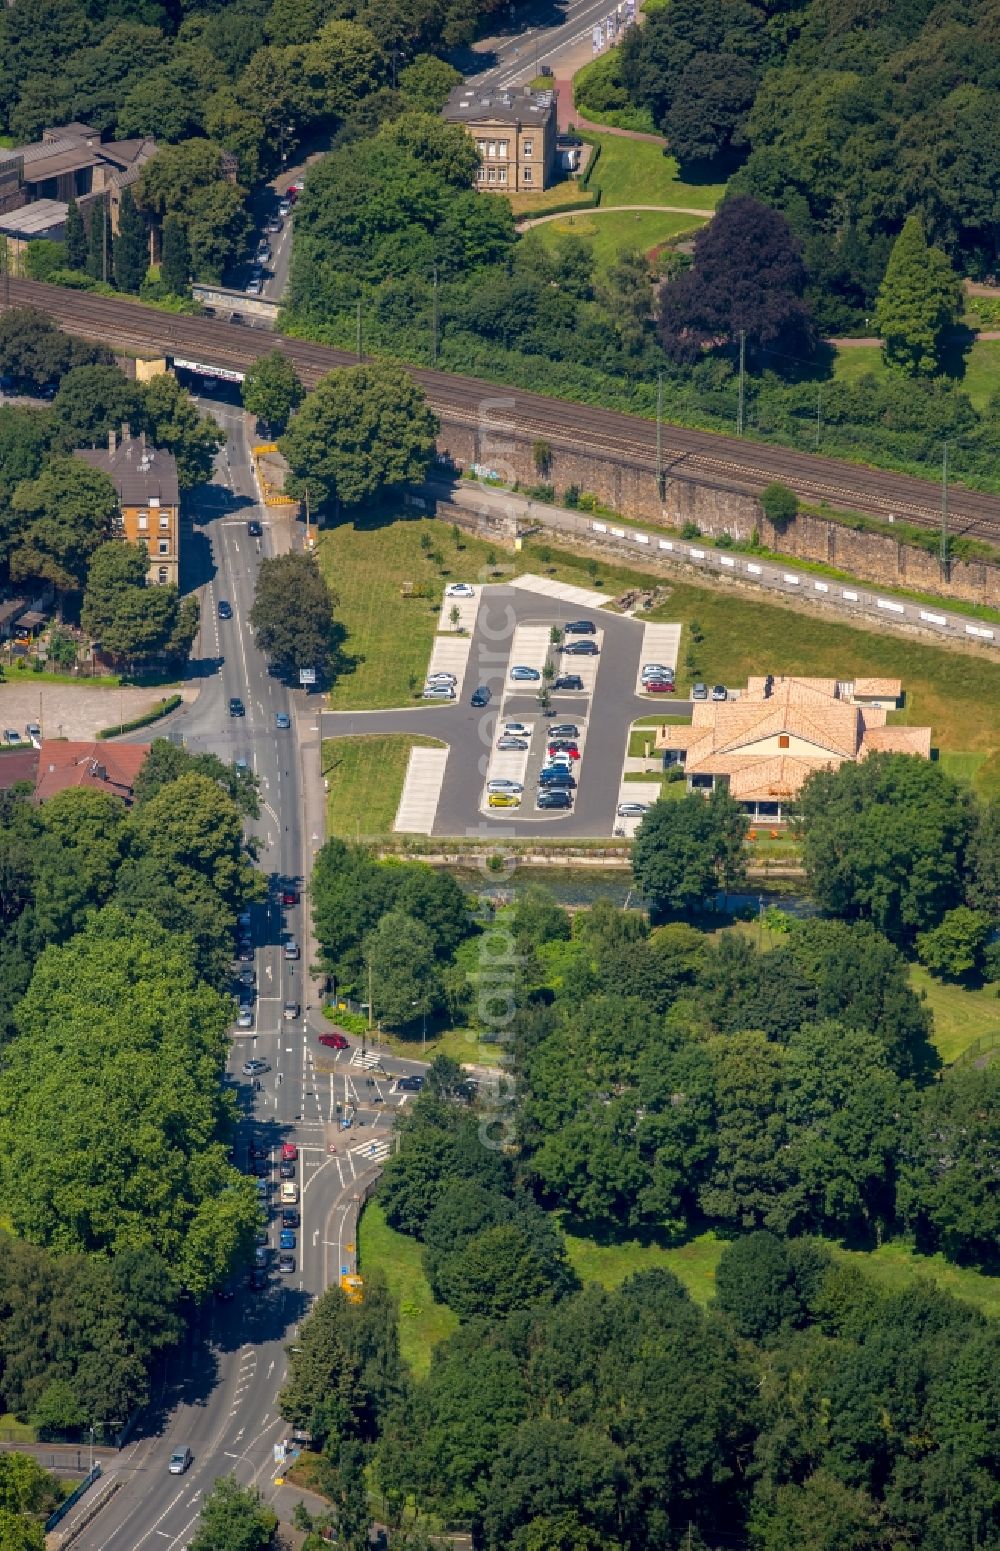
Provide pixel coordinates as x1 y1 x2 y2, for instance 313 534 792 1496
426 633 472 689
437 586 480 633
512 572 611 610
636 622 682 696
507 623 551 681
482 719 534 811
393 745 449 833
615 779 663 837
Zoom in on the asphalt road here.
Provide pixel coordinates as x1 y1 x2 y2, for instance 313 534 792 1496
65 403 404 1549
323 585 689 838
468 0 624 88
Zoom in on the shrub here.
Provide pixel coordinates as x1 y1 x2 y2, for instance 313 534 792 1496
96 694 182 739
760 482 799 529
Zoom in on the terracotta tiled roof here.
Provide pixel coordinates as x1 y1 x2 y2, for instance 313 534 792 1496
744 676 839 703
34 740 149 803
727 754 834 801
859 726 932 758
852 677 903 699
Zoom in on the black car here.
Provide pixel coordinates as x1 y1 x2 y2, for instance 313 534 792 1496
251 1158 270 1178
564 619 597 634
548 723 580 738
398 1074 424 1092
282 1208 300 1228
538 769 576 788
470 685 491 707
217 599 232 620
562 640 599 656
248 1267 267 1291
553 675 584 691
537 789 572 809
247 519 263 538
229 697 245 717
279 1159 296 1179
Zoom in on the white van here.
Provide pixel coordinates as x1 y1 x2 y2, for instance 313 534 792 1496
280 1181 299 1205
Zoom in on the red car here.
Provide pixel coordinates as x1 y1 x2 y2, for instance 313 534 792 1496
281 887 298 906
318 1032 349 1051
280 1142 298 1161
547 744 580 760
644 679 675 693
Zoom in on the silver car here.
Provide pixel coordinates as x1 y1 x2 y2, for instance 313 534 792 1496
168 1447 192 1475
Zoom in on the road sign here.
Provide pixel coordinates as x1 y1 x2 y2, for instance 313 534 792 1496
299 667 317 686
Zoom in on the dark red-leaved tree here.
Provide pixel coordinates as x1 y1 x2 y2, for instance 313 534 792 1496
659 195 817 364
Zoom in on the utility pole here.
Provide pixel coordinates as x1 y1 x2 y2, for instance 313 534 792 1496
656 371 665 501
431 264 439 366
940 441 950 577
356 297 363 362
737 328 746 436
0 233 9 307
102 194 108 285
815 383 822 449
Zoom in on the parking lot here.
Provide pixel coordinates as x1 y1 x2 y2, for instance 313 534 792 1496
321 575 689 838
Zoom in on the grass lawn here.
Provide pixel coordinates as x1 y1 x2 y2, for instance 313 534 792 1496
323 734 445 840
909 962 1000 1065
369 1023 506 1069
0 1413 36 1443
508 178 596 217
586 133 726 212
833 337 1000 413
628 714 688 758
357 1202 458 1377
564 1226 999 1319
642 577 1000 775
531 209 706 272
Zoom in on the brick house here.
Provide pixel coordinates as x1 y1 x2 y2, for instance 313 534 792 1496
34 740 150 804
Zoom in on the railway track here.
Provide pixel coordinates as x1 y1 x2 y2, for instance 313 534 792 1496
7 278 1000 542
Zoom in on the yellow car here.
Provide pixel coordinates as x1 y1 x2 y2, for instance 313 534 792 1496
488 791 520 808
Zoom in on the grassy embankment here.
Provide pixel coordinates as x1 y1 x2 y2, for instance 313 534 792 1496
323 734 446 841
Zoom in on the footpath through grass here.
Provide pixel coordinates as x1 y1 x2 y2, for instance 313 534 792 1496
323 734 445 840
357 1202 457 1378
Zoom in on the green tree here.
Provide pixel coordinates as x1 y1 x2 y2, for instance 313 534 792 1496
129 772 260 912
0 1511 45 1551
0 406 53 505
280 1272 400 1447
916 905 993 980
796 753 974 941
759 482 797 528
140 372 225 489
6 457 117 594
300 19 383 122
875 214 962 376
112 188 147 295
898 1066 999 1270
134 738 260 819
64 199 87 272
279 364 438 510
364 909 439 1027
0 1455 61 1518
310 838 396 987
398 54 462 113
750 1469 885 1551
85 199 108 283
241 351 304 433
249 550 337 675
632 789 747 916
137 140 250 285
0 307 104 394
81 542 197 666
52 364 143 448
160 214 191 297
189 1478 277 1551
378 111 479 186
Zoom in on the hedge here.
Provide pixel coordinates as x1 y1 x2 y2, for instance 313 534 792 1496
96 694 182 740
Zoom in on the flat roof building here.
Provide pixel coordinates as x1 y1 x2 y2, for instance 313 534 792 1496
443 84 557 194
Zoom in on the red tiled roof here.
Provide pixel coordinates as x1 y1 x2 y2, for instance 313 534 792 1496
34 740 150 803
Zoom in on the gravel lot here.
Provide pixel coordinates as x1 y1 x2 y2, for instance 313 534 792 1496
0 680 194 741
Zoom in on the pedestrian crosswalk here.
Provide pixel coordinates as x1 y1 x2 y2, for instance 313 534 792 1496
349 1048 383 1071
348 1137 393 1164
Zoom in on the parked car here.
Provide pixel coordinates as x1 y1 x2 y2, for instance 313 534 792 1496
168 1447 192 1475
471 685 491 706
318 1031 349 1050
422 684 455 700
641 663 673 680
562 640 599 656
267 214 283 233
446 582 475 597
25 722 41 740
644 679 675 693
278 1253 295 1274
553 675 584 691
502 721 531 736
282 1208 300 1228
547 743 580 758
692 683 709 700
4 729 21 745
496 736 528 751
538 769 576 787
256 240 272 263
537 789 572 809
711 684 728 701
280 1181 299 1204
544 753 573 770
279 1228 296 1249
564 619 596 634
229 697 245 717
489 791 520 808
254 1244 269 1266
548 723 580 738
487 778 523 793
248 1267 267 1291
279 1159 296 1179
281 1142 298 1161
217 599 232 620
617 800 650 817
510 665 541 681
278 197 292 216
